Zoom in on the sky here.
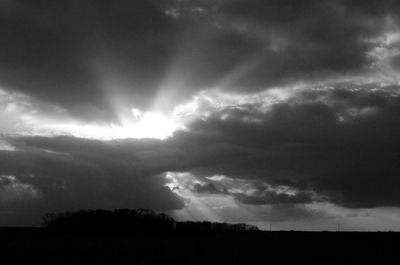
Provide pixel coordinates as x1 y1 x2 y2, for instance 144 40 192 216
1 0 400 230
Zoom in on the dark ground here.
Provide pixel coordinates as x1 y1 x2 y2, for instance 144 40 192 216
0 227 398 264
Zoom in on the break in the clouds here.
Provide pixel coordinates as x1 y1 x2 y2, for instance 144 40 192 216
1 0 400 230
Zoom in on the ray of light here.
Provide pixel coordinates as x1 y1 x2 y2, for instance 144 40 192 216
165 172 261 224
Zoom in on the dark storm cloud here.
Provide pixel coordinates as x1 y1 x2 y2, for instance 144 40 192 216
168 85 400 208
2 0 400 226
392 56 400 69
224 0 398 88
0 0 178 120
1 0 399 121
0 137 184 225
5 84 400 212
178 0 400 90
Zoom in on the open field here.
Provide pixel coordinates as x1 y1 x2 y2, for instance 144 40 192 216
0 228 398 264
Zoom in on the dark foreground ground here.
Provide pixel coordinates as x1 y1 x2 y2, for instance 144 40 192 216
0 228 398 264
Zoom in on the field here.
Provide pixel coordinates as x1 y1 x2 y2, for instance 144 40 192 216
0 228 398 264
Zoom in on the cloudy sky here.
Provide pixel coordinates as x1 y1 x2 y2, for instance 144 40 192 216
1 0 400 230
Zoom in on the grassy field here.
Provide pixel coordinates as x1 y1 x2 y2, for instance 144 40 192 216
0 228 398 264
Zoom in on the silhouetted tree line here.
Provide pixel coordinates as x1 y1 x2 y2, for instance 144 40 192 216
42 209 258 234
175 221 259 233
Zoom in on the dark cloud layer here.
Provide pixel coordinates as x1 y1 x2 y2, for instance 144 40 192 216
175 87 400 209
216 0 384 88
1 1 400 227
0 0 399 121
2 85 400 226
0 0 178 120
0 138 184 225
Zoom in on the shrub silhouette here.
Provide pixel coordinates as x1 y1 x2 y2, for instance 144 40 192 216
42 208 258 234
176 221 259 233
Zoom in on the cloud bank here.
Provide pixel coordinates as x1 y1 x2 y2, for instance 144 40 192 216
1 0 400 229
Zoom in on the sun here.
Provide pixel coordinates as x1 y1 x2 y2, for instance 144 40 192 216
119 111 180 139
27 108 182 140
85 110 181 140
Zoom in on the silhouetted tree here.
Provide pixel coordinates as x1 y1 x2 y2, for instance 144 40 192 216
42 208 258 235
